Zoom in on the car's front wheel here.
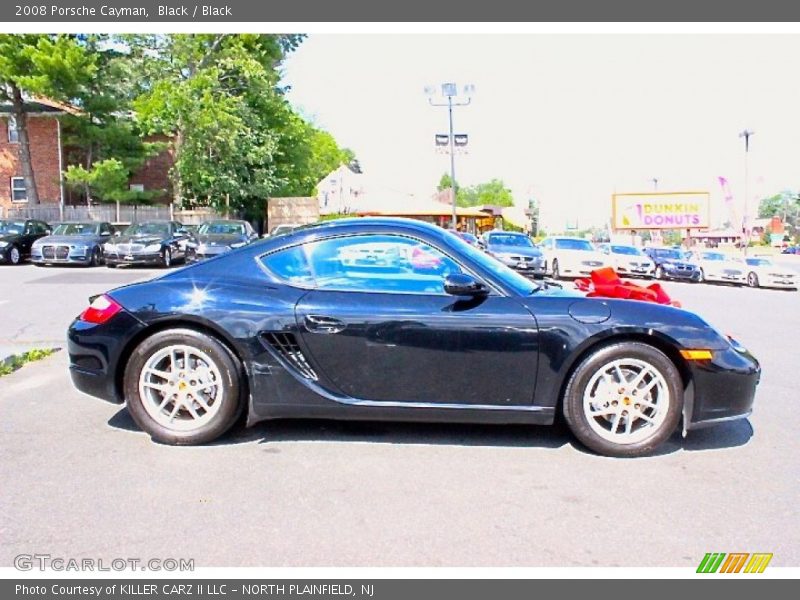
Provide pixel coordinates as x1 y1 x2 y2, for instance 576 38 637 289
8 245 21 265
161 247 172 268
552 259 560 279
748 272 759 288
562 342 683 457
655 266 664 279
124 329 243 445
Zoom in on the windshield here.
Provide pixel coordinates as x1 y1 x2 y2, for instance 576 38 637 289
746 258 771 266
700 252 726 261
124 222 170 236
653 249 683 260
487 233 533 247
610 245 642 256
0 220 25 235
447 234 539 295
53 223 99 236
555 238 594 251
199 221 245 235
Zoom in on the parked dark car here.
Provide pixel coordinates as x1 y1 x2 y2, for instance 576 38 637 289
186 219 259 262
781 246 799 255
0 219 51 265
447 230 479 246
104 221 191 268
68 218 760 457
31 221 114 267
643 247 702 281
480 230 545 277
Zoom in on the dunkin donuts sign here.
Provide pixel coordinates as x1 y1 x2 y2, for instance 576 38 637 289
612 192 711 230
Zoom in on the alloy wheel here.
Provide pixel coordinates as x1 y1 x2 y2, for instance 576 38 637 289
138 344 224 432
582 358 670 445
748 272 759 288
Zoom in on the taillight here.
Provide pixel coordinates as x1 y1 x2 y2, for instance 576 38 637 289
80 294 122 324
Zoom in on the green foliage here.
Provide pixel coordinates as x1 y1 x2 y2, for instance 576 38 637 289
65 159 159 204
501 218 523 233
0 348 56 377
436 174 515 208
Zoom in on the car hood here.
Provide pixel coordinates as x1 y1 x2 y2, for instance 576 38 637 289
700 260 743 270
488 244 542 257
195 234 243 245
34 235 101 245
554 249 606 262
0 233 21 243
614 254 652 263
111 235 167 245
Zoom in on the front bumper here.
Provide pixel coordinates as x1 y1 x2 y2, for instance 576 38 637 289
31 249 93 265
617 265 655 278
186 245 231 262
685 343 760 429
704 272 746 285
105 252 163 266
761 276 798 289
662 267 701 281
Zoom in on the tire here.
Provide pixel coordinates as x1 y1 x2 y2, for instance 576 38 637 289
89 246 101 267
161 247 172 268
106 262 117 269
562 342 683 457
748 272 759 288
124 328 243 445
697 269 705 283
8 245 21 265
655 266 664 280
552 259 560 280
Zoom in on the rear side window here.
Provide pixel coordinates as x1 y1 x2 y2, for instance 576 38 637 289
261 245 315 286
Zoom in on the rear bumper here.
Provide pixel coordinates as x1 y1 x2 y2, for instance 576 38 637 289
67 311 147 403
685 344 760 429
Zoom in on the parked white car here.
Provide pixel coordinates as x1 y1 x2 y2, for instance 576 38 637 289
539 236 610 279
597 243 655 278
686 250 746 285
743 257 798 290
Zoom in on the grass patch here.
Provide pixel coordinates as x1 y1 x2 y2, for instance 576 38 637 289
0 348 57 377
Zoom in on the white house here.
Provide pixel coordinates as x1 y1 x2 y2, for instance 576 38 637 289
317 164 364 215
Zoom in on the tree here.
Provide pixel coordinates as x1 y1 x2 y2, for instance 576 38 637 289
64 158 158 205
132 34 308 217
0 34 95 204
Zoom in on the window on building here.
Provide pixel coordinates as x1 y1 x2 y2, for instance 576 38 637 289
7 115 19 143
10 177 27 203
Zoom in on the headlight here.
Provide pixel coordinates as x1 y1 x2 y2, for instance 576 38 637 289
230 241 247 249
144 243 162 252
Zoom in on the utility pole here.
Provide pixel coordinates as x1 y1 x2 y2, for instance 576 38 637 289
739 129 755 254
428 83 474 229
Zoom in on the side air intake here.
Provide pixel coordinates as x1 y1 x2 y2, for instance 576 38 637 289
262 332 318 381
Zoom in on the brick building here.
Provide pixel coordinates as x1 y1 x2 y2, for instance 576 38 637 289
1 99 173 213
0 100 69 212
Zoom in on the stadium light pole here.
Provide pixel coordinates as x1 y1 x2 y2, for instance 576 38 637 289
427 83 474 229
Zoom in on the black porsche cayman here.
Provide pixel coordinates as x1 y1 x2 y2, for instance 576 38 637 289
67 218 760 457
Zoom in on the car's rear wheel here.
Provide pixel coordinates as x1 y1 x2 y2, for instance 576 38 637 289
89 247 101 267
8 245 21 265
552 259 560 279
655 266 664 279
562 342 683 457
697 268 705 283
124 329 243 445
161 247 172 268
748 272 759 288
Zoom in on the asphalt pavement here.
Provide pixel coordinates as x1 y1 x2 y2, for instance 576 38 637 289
0 260 798 567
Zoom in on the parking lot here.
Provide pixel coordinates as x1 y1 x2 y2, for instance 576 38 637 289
1 260 799 567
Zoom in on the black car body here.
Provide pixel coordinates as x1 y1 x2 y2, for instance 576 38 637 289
0 218 51 264
186 219 259 262
104 221 191 268
31 221 114 266
481 231 546 276
68 218 760 457
644 247 702 281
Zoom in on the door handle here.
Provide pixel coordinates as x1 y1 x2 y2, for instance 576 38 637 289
304 315 346 334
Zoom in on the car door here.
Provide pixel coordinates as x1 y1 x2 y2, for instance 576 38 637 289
20 221 39 256
266 233 540 406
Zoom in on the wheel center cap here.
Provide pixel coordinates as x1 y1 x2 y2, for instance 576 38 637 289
178 381 187 391
623 397 631 405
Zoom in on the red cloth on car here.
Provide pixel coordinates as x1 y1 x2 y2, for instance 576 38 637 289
574 267 681 308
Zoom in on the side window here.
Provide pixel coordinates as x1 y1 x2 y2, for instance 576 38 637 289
261 245 315 287
35 222 48 234
307 235 463 295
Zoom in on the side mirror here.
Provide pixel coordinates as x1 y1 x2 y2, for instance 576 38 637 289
444 273 489 297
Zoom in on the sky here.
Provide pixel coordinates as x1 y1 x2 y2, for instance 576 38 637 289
282 34 800 230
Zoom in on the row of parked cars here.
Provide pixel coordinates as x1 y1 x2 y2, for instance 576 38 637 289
464 229 798 291
0 217 260 268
